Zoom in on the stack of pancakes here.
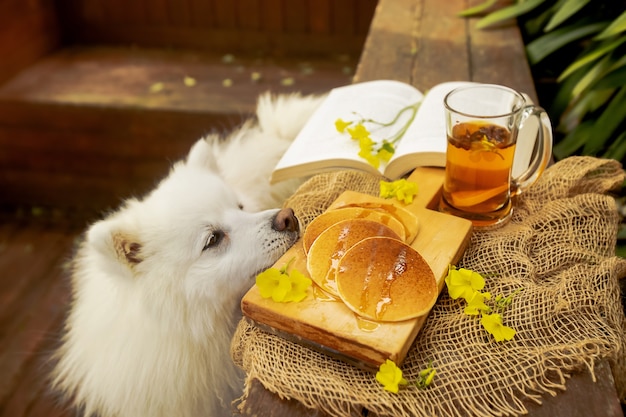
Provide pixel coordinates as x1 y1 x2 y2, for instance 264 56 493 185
304 203 438 322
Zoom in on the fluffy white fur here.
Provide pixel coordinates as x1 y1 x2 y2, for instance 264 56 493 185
51 92 324 417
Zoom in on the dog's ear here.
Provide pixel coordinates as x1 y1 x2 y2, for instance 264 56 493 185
87 217 143 267
111 233 143 264
186 137 219 172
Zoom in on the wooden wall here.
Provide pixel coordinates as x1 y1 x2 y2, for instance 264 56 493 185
0 0 61 84
53 0 378 56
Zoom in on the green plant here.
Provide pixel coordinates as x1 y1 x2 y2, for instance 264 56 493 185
460 0 626 162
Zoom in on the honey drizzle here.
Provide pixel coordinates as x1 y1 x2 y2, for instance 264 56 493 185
358 255 376 317
313 285 338 301
322 224 351 294
325 223 398 295
359 246 408 320
355 315 380 332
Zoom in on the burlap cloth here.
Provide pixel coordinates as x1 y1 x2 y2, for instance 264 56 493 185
232 156 626 417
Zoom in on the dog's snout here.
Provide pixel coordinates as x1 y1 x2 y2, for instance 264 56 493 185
272 208 299 233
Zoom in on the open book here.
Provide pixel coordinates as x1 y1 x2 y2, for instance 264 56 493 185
270 80 475 183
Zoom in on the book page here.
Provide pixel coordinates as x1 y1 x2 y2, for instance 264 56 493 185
393 82 477 161
384 81 476 179
271 80 423 182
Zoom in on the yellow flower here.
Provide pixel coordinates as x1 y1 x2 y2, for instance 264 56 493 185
376 359 408 393
379 179 418 204
347 123 371 140
376 140 396 163
256 268 291 302
281 268 311 302
357 136 380 168
463 290 491 315
334 118 352 133
480 313 516 342
256 260 312 303
444 267 486 301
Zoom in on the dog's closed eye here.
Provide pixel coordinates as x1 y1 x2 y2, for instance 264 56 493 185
202 230 225 251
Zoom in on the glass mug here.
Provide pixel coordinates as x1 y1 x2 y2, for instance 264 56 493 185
438 84 553 227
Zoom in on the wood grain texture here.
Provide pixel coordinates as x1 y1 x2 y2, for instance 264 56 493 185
355 0 537 101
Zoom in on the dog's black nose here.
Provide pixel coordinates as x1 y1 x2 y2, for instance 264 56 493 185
272 208 299 233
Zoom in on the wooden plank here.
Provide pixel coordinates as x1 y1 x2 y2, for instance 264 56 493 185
354 0 420 84
0 227 71 325
466 1 538 102
0 46 353 114
411 0 469 89
0 226 75 407
356 0 535 94
355 0 469 88
522 360 624 417
0 280 70 415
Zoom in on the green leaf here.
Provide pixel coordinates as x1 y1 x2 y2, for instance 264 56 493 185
583 87 626 154
571 55 613 98
545 0 591 32
560 88 615 131
523 5 556 36
593 64 626 90
604 130 626 161
595 11 626 40
558 35 626 81
458 0 498 17
553 120 594 158
476 0 546 29
526 22 607 65
550 65 589 117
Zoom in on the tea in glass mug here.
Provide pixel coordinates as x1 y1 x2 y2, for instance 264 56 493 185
439 84 553 227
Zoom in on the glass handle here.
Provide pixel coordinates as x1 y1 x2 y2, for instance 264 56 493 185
511 105 553 196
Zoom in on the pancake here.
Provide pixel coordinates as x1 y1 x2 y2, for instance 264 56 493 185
334 201 419 243
302 207 407 254
335 236 437 322
306 219 401 297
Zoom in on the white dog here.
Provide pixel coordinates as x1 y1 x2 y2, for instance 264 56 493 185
51 92 324 417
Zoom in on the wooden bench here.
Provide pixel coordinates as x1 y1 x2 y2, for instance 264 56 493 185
0 0 376 219
237 0 625 416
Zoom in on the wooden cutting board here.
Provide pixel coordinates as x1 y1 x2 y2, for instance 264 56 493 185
241 167 473 371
